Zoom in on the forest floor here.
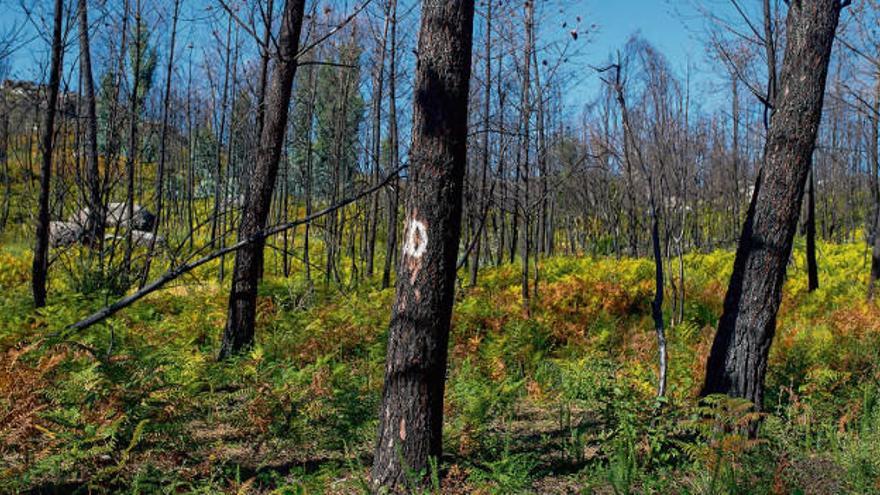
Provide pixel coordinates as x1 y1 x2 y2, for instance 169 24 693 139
2 238 880 493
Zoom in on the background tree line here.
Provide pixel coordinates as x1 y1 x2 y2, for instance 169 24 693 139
0 0 870 491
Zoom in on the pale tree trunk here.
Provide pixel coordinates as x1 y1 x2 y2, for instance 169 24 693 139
371 0 475 490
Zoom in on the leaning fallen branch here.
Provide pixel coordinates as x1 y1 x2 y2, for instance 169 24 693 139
65 165 407 333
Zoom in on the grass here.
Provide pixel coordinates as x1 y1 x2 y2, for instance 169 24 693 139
1 237 880 493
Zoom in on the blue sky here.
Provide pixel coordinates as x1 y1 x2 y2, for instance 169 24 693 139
572 0 729 111
0 0 731 111
585 1 704 74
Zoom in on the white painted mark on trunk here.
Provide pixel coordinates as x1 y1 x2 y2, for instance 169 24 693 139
403 219 428 259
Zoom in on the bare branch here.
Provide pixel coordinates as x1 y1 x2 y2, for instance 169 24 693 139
63 164 407 334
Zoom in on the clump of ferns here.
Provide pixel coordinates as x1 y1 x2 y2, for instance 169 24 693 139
677 394 766 494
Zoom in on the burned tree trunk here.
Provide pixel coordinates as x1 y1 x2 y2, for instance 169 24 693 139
702 0 845 410
0 93 9 232
210 17 232 255
255 0 274 140
381 0 400 290
32 0 65 308
604 54 667 398
806 167 819 292
122 0 143 279
77 0 103 251
140 0 180 288
469 0 491 288
518 0 534 314
220 0 307 358
366 7 390 279
868 74 880 299
371 0 475 490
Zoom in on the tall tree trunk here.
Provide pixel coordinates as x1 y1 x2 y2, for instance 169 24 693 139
185 50 195 249
806 167 818 291
702 0 845 411
77 0 103 252
469 0 491 287
381 0 400 290
532 34 548 258
518 0 534 314
123 0 143 279
609 59 666 398
32 0 65 308
731 76 741 241
211 18 233 252
650 208 666 396
367 9 390 279
141 0 180 287
763 0 778 129
303 60 317 285
871 205 880 301
371 0 475 490
0 94 9 232
868 73 880 299
256 0 274 140
496 78 506 267
221 37 240 282
220 0 306 359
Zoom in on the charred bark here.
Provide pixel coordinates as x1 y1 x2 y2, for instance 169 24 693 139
220 0 307 359
32 0 65 308
77 0 103 251
702 0 845 410
868 74 880 299
807 167 819 292
371 0 475 490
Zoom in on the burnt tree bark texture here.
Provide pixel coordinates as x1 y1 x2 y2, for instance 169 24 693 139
371 0 475 491
32 0 65 308
220 0 306 359
77 0 103 250
806 168 819 291
702 0 845 410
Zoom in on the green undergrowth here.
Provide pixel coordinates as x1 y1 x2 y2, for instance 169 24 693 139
1 239 880 493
